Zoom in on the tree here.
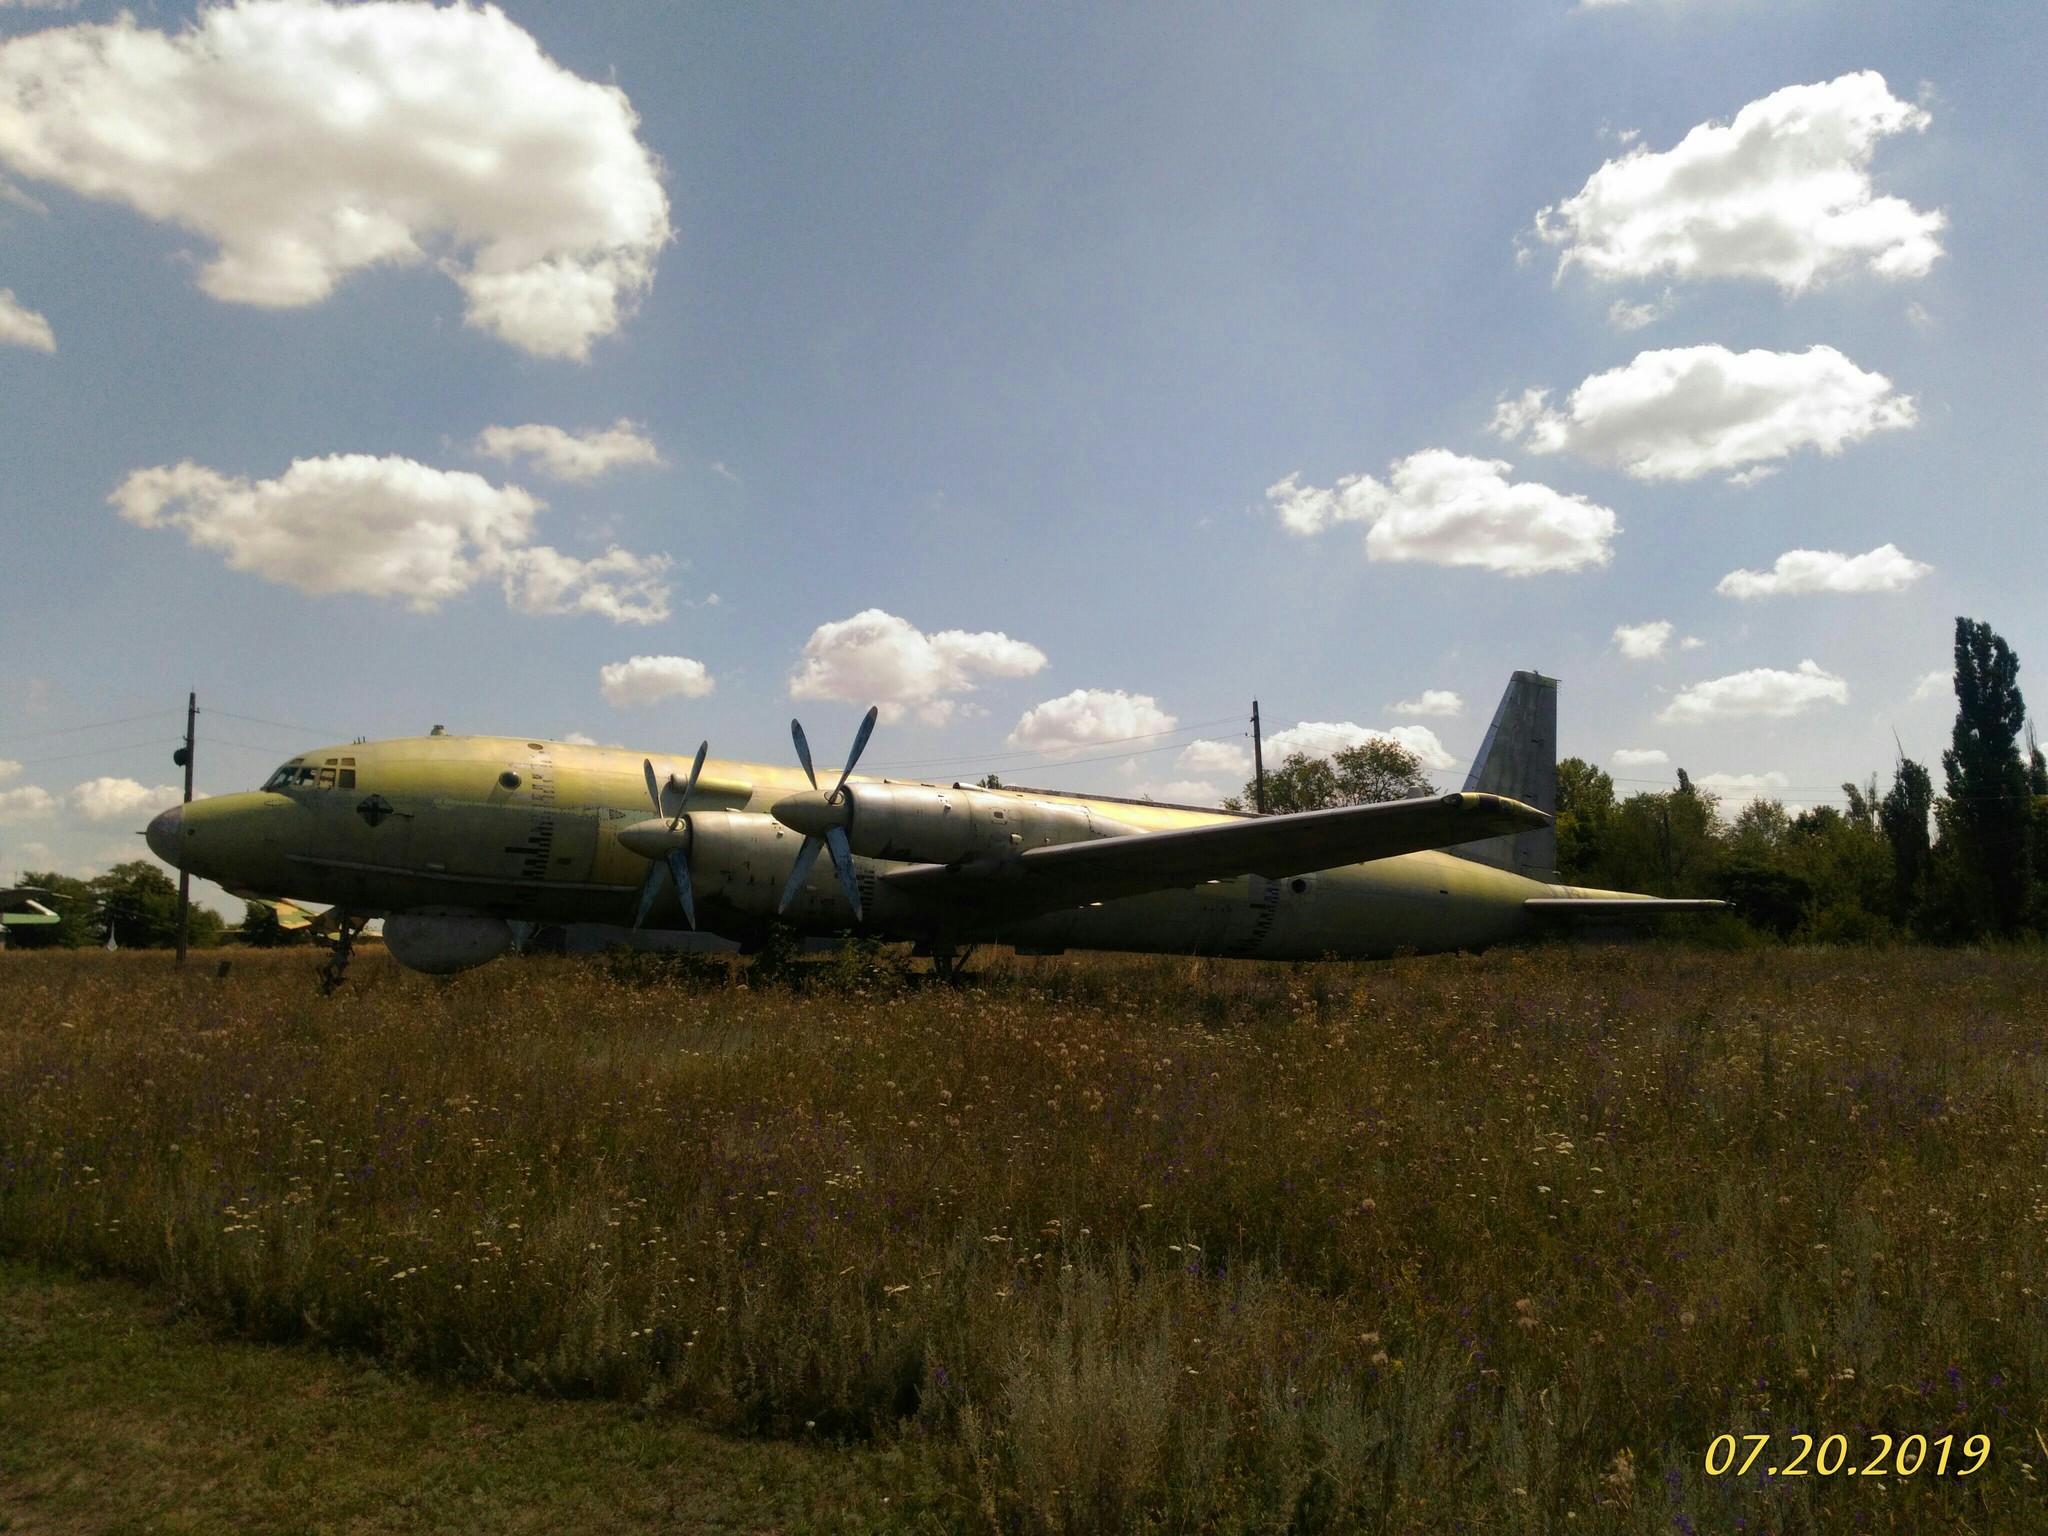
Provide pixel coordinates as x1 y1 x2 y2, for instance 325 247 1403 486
240 900 312 947
1880 757 1934 920
1940 618 2032 936
977 773 1003 790
84 862 224 949
1224 739 1433 814
1785 803 1894 943
1554 758 1616 882
1600 779 1723 896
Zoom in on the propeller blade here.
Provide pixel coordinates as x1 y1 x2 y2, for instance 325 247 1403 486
831 705 880 802
632 858 667 930
824 823 862 921
778 834 824 914
670 740 709 829
642 759 664 818
791 719 818 790
666 847 696 929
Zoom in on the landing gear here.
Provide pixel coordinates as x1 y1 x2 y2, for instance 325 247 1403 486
929 942 977 986
315 910 360 995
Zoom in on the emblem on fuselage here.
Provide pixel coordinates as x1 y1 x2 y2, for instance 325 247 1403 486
356 794 395 828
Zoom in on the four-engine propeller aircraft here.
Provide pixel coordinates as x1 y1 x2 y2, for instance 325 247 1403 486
145 672 1716 981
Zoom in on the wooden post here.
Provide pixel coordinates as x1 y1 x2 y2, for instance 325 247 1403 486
174 692 195 966
1251 699 1267 815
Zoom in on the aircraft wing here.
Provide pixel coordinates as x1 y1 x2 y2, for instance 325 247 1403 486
881 791 1548 919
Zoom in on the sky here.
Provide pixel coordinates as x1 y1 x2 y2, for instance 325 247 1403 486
2 0 2044 914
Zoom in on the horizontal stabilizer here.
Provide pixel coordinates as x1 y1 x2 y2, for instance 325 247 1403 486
885 791 1549 921
1524 897 1725 918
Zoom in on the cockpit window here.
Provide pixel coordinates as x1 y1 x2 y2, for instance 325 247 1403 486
261 763 325 791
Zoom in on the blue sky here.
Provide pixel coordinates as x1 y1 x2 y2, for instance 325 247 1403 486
2 0 2043 910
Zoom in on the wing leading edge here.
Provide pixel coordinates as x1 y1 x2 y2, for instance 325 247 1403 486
882 791 1548 920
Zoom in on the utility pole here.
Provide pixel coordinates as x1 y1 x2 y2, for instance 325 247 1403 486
173 692 195 966
1251 699 1267 815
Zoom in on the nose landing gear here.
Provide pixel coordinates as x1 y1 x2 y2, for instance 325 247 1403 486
314 909 367 995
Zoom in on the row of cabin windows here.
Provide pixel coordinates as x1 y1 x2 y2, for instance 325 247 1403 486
263 756 357 793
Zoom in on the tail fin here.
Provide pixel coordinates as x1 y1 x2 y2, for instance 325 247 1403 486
1454 670 1557 879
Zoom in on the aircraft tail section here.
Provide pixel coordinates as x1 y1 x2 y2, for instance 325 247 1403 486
1453 670 1557 879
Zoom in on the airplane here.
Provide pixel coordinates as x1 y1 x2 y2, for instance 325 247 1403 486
0 887 63 947
143 671 1717 983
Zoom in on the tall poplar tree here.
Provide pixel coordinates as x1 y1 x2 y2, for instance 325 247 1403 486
1942 618 2032 936
1880 757 1933 918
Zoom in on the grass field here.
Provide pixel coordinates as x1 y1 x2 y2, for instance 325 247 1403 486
0 1260 917 1533
1 944 2044 1533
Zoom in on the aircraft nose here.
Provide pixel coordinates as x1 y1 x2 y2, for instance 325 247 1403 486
146 803 183 867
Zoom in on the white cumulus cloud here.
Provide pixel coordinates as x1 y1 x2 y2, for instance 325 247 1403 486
0 0 670 359
1495 345 1915 484
1008 689 1176 756
1177 738 1252 779
599 655 713 708
1607 293 1671 331
1533 71 1944 292
1659 660 1847 724
1135 779 1224 807
112 454 670 622
1696 771 1791 803
0 759 18 784
1716 543 1931 599
1910 669 1948 702
1266 450 1616 576
1266 720 1456 773
0 784 56 823
1391 689 1464 718
68 777 180 822
473 420 664 482
1613 620 1675 660
0 286 53 351
1612 748 1670 769
792 609 1047 725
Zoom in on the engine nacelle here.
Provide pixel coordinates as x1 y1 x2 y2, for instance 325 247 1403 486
384 914 513 974
831 783 1106 866
682 810 855 922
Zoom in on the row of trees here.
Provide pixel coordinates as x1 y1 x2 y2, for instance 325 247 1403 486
1232 618 2042 945
1556 619 2045 943
8 862 226 950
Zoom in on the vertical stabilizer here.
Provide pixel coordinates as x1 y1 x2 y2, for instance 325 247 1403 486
1454 671 1557 879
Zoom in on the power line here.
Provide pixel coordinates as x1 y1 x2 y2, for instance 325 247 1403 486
205 708 348 738
7 737 182 769
0 710 180 750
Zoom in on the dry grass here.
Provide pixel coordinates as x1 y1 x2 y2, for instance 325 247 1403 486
0 1260 914 1534
1 944 2044 1533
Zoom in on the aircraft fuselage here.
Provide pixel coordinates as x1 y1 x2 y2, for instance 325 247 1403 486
151 731 1572 961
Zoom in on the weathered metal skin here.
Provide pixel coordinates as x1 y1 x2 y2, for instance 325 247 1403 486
771 782 1112 867
383 913 514 974
156 730 1594 966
